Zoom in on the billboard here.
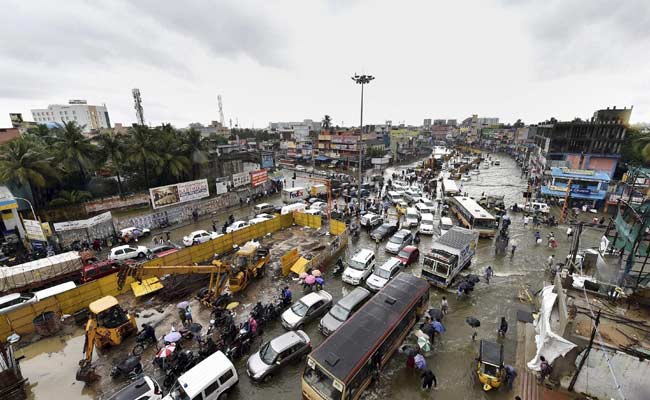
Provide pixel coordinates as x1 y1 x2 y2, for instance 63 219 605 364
261 153 274 168
23 219 46 241
251 170 268 187
232 172 251 187
53 211 113 232
215 181 228 195
149 179 209 209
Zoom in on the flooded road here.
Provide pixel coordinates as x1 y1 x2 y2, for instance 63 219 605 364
18 155 605 399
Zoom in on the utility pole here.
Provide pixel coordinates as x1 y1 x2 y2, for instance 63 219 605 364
568 310 601 391
352 74 374 207
559 179 573 224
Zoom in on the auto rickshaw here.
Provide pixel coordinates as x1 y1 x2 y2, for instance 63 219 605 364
476 340 505 391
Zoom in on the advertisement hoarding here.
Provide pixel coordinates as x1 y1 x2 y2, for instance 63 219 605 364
250 170 268 187
232 172 251 187
149 179 210 209
23 219 46 241
261 153 274 168
215 181 228 195
53 211 113 232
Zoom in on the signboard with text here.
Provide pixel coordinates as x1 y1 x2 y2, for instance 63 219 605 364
53 211 113 232
250 170 268 187
261 153 274 168
232 172 251 187
149 179 209 209
23 219 46 241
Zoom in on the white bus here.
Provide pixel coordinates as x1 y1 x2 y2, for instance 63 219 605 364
442 179 460 197
281 187 308 204
448 196 497 237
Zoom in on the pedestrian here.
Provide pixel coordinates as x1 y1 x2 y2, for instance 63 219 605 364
504 364 517 390
178 306 187 327
441 296 449 315
456 286 464 299
498 317 508 337
511 244 517 257
534 231 541 244
547 254 555 269
523 215 529 227
420 368 437 390
567 226 573 240
414 353 426 370
248 315 258 336
141 323 156 343
404 345 416 369
539 356 552 383
185 305 193 325
484 265 493 283
212 220 218 232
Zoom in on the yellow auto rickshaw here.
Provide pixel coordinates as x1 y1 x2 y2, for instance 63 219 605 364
476 340 505 391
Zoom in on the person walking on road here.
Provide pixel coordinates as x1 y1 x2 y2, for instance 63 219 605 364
185 304 193 325
523 215 529 228
498 317 508 337
504 365 517 390
567 226 573 240
441 296 449 315
484 265 494 283
421 368 437 390
547 254 555 269
539 356 552 383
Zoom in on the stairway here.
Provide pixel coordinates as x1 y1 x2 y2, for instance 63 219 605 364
515 319 541 400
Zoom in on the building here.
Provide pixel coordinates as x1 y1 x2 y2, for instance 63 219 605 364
268 119 320 142
314 128 380 166
187 121 229 138
460 114 500 143
433 119 446 126
0 128 20 145
530 106 631 178
31 100 111 133
423 119 432 128
541 167 610 207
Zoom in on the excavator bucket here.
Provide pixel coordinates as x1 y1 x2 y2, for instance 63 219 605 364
131 277 164 297
290 257 310 275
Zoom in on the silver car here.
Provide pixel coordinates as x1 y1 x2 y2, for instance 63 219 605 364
246 330 311 383
385 229 413 254
281 290 333 330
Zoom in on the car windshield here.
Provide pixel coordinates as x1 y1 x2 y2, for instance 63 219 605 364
329 304 349 322
260 341 279 364
389 235 403 244
398 249 411 258
375 268 391 279
407 213 418 220
348 259 366 271
291 301 309 317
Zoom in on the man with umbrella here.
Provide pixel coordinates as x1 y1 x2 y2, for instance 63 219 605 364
466 316 481 341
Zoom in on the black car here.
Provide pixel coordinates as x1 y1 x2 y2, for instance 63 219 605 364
370 222 398 241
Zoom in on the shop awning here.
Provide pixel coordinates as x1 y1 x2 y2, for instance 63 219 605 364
315 155 330 161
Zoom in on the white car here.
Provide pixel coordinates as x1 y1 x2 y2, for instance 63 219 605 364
360 212 383 228
310 201 327 211
419 213 435 234
182 230 222 247
254 213 275 221
109 244 150 261
342 249 376 285
249 214 275 225
295 165 306 171
226 220 250 233
119 226 151 239
110 376 162 400
405 207 421 227
416 200 435 214
281 291 333 330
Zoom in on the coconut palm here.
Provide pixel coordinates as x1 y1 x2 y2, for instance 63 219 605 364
0 137 58 206
49 190 92 207
51 121 96 183
96 133 127 196
155 126 191 181
127 125 160 188
182 128 208 179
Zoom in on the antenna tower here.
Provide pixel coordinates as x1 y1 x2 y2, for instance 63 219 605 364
132 88 145 125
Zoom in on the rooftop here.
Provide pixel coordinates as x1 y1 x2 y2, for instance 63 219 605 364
551 167 610 181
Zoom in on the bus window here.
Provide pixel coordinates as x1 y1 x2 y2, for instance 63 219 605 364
347 360 374 399
303 364 342 400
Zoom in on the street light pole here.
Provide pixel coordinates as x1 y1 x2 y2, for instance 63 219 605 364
12 197 37 220
351 74 374 208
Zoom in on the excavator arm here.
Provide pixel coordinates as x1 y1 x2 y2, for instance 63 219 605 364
117 263 229 290
76 317 98 382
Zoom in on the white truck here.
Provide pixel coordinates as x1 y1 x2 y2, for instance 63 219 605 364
421 226 478 288
282 187 309 204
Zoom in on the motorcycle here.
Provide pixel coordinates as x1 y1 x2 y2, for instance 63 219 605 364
225 324 253 360
110 355 143 380
331 259 344 276
132 329 158 356
163 350 201 388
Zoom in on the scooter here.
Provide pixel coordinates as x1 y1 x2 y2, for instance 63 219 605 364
110 355 143 380
225 324 253 360
331 259 345 275
132 329 158 356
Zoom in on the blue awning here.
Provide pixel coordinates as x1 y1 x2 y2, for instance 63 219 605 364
541 186 606 201
315 155 330 161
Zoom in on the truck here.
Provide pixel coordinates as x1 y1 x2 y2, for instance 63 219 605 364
310 184 327 197
282 187 308 204
421 226 479 288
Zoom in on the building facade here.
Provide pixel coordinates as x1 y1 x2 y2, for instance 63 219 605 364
31 100 111 133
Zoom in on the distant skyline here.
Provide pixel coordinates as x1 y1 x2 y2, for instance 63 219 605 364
1 0 649 129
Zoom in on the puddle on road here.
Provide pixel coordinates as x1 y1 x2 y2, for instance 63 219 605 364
19 330 96 400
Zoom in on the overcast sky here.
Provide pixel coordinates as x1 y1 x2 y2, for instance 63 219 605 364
1 0 649 129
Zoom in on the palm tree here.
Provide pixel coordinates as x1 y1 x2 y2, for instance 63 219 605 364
322 115 332 130
96 133 127 196
127 125 160 188
0 137 58 206
49 190 92 207
51 121 96 183
25 124 53 143
155 126 191 181
182 128 208 179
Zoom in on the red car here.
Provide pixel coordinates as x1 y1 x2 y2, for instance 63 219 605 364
397 245 420 266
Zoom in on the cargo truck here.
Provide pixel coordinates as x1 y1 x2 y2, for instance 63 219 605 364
421 226 478 288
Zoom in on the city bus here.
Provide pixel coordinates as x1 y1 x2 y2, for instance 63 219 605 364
449 196 497 237
302 273 429 400
442 179 460 197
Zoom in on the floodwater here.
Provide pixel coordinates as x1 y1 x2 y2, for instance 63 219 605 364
17 155 604 399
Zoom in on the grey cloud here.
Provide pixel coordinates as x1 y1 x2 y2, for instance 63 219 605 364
130 0 289 68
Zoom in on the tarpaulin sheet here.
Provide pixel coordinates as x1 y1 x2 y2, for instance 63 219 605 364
0 251 82 292
527 285 576 371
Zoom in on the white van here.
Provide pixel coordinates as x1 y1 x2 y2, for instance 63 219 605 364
282 187 308 204
405 207 421 227
280 202 306 215
164 351 238 400
439 217 454 236
419 213 435 235
387 191 404 204
253 203 275 214
342 249 376 286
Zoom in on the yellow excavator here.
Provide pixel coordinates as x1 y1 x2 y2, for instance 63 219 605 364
225 241 269 292
76 295 137 382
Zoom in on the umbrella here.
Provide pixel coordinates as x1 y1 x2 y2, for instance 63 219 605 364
467 274 480 284
311 269 322 277
305 275 316 285
189 323 202 334
432 320 446 333
177 301 190 309
156 343 176 358
458 281 470 293
428 308 443 321
417 336 431 352
466 317 481 328
299 272 308 279
164 331 182 343
226 301 239 310
414 354 426 370
315 277 324 285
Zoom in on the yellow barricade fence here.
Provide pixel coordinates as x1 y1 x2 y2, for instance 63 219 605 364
0 213 341 340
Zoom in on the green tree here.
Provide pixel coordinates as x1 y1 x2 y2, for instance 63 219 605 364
96 133 127 196
51 121 96 183
155 128 191 181
182 128 208 179
0 137 58 206
127 125 160 188
49 190 92 207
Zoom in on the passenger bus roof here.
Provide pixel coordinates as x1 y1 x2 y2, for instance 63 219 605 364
310 273 428 381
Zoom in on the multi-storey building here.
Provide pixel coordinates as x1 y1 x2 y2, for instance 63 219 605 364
31 99 111 133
